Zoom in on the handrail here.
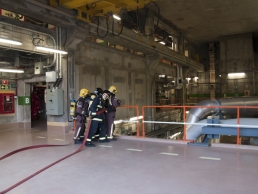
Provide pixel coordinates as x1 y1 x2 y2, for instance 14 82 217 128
119 105 140 137
142 105 258 144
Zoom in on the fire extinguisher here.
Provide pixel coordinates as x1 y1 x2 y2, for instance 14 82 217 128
70 100 76 117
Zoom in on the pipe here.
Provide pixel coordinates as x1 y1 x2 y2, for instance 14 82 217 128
186 99 220 130
43 53 56 68
253 53 256 95
187 97 258 127
42 27 57 68
151 76 156 123
186 118 258 141
58 27 62 79
54 27 59 75
176 64 183 89
0 21 57 68
67 51 72 122
186 97 258 141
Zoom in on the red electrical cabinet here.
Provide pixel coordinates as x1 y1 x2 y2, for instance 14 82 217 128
0 91 15 114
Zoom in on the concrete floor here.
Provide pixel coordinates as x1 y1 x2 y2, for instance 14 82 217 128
1 127 258 194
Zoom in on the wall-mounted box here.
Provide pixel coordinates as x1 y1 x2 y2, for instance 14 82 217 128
35 62 46 75
46 71 57 82
0 91 15 114
45 89 63 115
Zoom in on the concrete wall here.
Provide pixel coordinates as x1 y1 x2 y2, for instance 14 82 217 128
153 63 176 77
75 41 147 120
186 33 256 100
220 33 255 96
75 41 177 120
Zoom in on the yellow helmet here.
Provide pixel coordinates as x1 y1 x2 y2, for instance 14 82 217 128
109 85 118 93
79 88 89 97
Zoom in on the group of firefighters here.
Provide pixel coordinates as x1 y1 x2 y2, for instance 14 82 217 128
73 86 121 147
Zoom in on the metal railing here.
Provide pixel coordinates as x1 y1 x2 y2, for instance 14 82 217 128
142 105 258 145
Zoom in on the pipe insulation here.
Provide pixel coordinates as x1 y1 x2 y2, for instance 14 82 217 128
186 97 258 130
186 118 258 141
186 97 258 143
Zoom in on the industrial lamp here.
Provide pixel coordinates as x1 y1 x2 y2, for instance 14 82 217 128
0 38 22 45
0 68 24 73
36 46 68 54
227 72 245 79
113 14 121 20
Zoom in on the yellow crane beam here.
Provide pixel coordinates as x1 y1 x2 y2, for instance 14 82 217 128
58 0 157 23
59 0 103 9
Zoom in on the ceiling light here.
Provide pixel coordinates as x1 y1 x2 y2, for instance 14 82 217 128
227 72 245 79
228 73 245 76
113 14 121 20
159 41 166 45
0 68 24 73
0 38 22 45
36 46 68 54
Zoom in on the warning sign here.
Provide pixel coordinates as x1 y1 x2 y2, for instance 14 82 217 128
0 85 11 90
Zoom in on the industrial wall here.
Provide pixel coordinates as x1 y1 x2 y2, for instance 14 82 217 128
75 40 176 120
220 33 255 96
186 33 256 101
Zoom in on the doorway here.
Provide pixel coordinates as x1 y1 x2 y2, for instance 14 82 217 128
30 82 47 129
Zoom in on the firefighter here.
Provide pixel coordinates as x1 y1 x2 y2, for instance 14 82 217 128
91 87 103 142
105 85 121 141
85 91 110 147
73 88 90 144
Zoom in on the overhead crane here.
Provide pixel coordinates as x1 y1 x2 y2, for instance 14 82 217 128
58 0 157 23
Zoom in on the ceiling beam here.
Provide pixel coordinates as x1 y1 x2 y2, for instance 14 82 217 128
59 0 101 9
0 0 204 72
0 0 77 27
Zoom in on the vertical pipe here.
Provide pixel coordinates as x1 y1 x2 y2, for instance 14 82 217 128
253 56 255 95
237 107 240 145
55 27 59 77
136 106 139 137
183 106 186 140
59 27 62 79
151 76 156 127
142 106 145 137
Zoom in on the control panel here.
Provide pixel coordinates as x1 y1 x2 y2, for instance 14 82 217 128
45 89 63 115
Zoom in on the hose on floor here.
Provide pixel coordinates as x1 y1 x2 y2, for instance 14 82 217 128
0 144 73 161
0 120 91 194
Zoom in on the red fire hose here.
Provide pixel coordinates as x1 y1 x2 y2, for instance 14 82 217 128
0 120 92 194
